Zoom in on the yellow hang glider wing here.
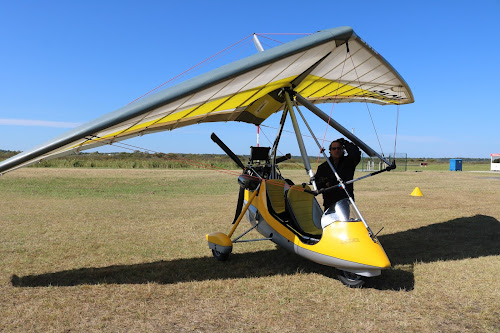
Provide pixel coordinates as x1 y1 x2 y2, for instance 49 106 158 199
0 26 413 174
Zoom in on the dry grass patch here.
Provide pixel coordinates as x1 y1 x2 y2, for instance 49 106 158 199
1 168 499 332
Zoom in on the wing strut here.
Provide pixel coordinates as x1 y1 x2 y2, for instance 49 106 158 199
283 89 317 191
294 93 392 167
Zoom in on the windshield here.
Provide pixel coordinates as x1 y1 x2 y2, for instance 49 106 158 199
321 199 361 228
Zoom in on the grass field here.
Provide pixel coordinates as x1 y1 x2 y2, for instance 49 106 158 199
1 168 499 332
1 150 493 172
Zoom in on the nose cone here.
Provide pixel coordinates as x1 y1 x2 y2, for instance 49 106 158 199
368 242 391 269
320 222 391 269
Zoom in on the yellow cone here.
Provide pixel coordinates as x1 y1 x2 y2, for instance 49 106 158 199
411 187 423 196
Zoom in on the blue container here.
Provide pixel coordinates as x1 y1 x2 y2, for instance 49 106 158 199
450 159 462 171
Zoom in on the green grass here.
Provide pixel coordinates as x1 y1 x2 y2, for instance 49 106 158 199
403 162 491 172
1 150 493 172
1 171 234 199
1 168 499 332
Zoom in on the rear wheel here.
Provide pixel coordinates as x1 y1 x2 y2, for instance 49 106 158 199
337 270 365 288
212 249 229 261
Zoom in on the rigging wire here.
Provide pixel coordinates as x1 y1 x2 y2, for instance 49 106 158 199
256 33 312 35
81 134 308 192
315 104 335 168
257 124 275 147
393 86 401 160
175 34 313 130
127 34 254 105
119 32 311 142
76 32 342 189
127 32 310 106
348 51 385 158
116 39 263 139
256 34 285 45
314 44 350 168
258 125 304 169
83 135 242 177
260 124 333 145
258 40 277 49
230 39 254 62
254 33 312 47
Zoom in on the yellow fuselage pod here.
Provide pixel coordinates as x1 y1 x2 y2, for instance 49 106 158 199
244 182 391 277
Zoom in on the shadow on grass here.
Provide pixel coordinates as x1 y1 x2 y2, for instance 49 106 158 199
378 214 500 266
11 215 499 292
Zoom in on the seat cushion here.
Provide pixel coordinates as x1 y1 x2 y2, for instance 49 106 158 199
266 179 287 214
286 185 322 236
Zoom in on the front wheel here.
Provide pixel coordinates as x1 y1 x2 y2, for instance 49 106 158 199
212 249 230 261
337 270 365 288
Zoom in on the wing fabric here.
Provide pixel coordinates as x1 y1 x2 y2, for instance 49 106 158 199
0 26 413 174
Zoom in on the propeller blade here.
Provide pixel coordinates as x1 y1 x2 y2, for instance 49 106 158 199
210 133 246 170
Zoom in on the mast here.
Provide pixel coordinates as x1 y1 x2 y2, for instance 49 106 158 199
253 34 264 148
252 34 264 52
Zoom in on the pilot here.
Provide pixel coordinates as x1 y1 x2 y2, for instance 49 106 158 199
315 138 361 209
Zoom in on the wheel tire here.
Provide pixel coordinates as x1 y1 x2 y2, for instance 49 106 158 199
212 249 229 261
337 270 365 288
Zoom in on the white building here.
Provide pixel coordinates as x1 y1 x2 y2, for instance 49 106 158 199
491 154 500 171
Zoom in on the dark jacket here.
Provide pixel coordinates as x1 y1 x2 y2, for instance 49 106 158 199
315 141 361 208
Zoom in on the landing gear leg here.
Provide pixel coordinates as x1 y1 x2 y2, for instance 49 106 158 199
337 270 365 288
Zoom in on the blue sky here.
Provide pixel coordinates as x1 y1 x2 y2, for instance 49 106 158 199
1 1 499 158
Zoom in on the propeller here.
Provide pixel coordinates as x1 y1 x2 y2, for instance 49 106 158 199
210 133 246 170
